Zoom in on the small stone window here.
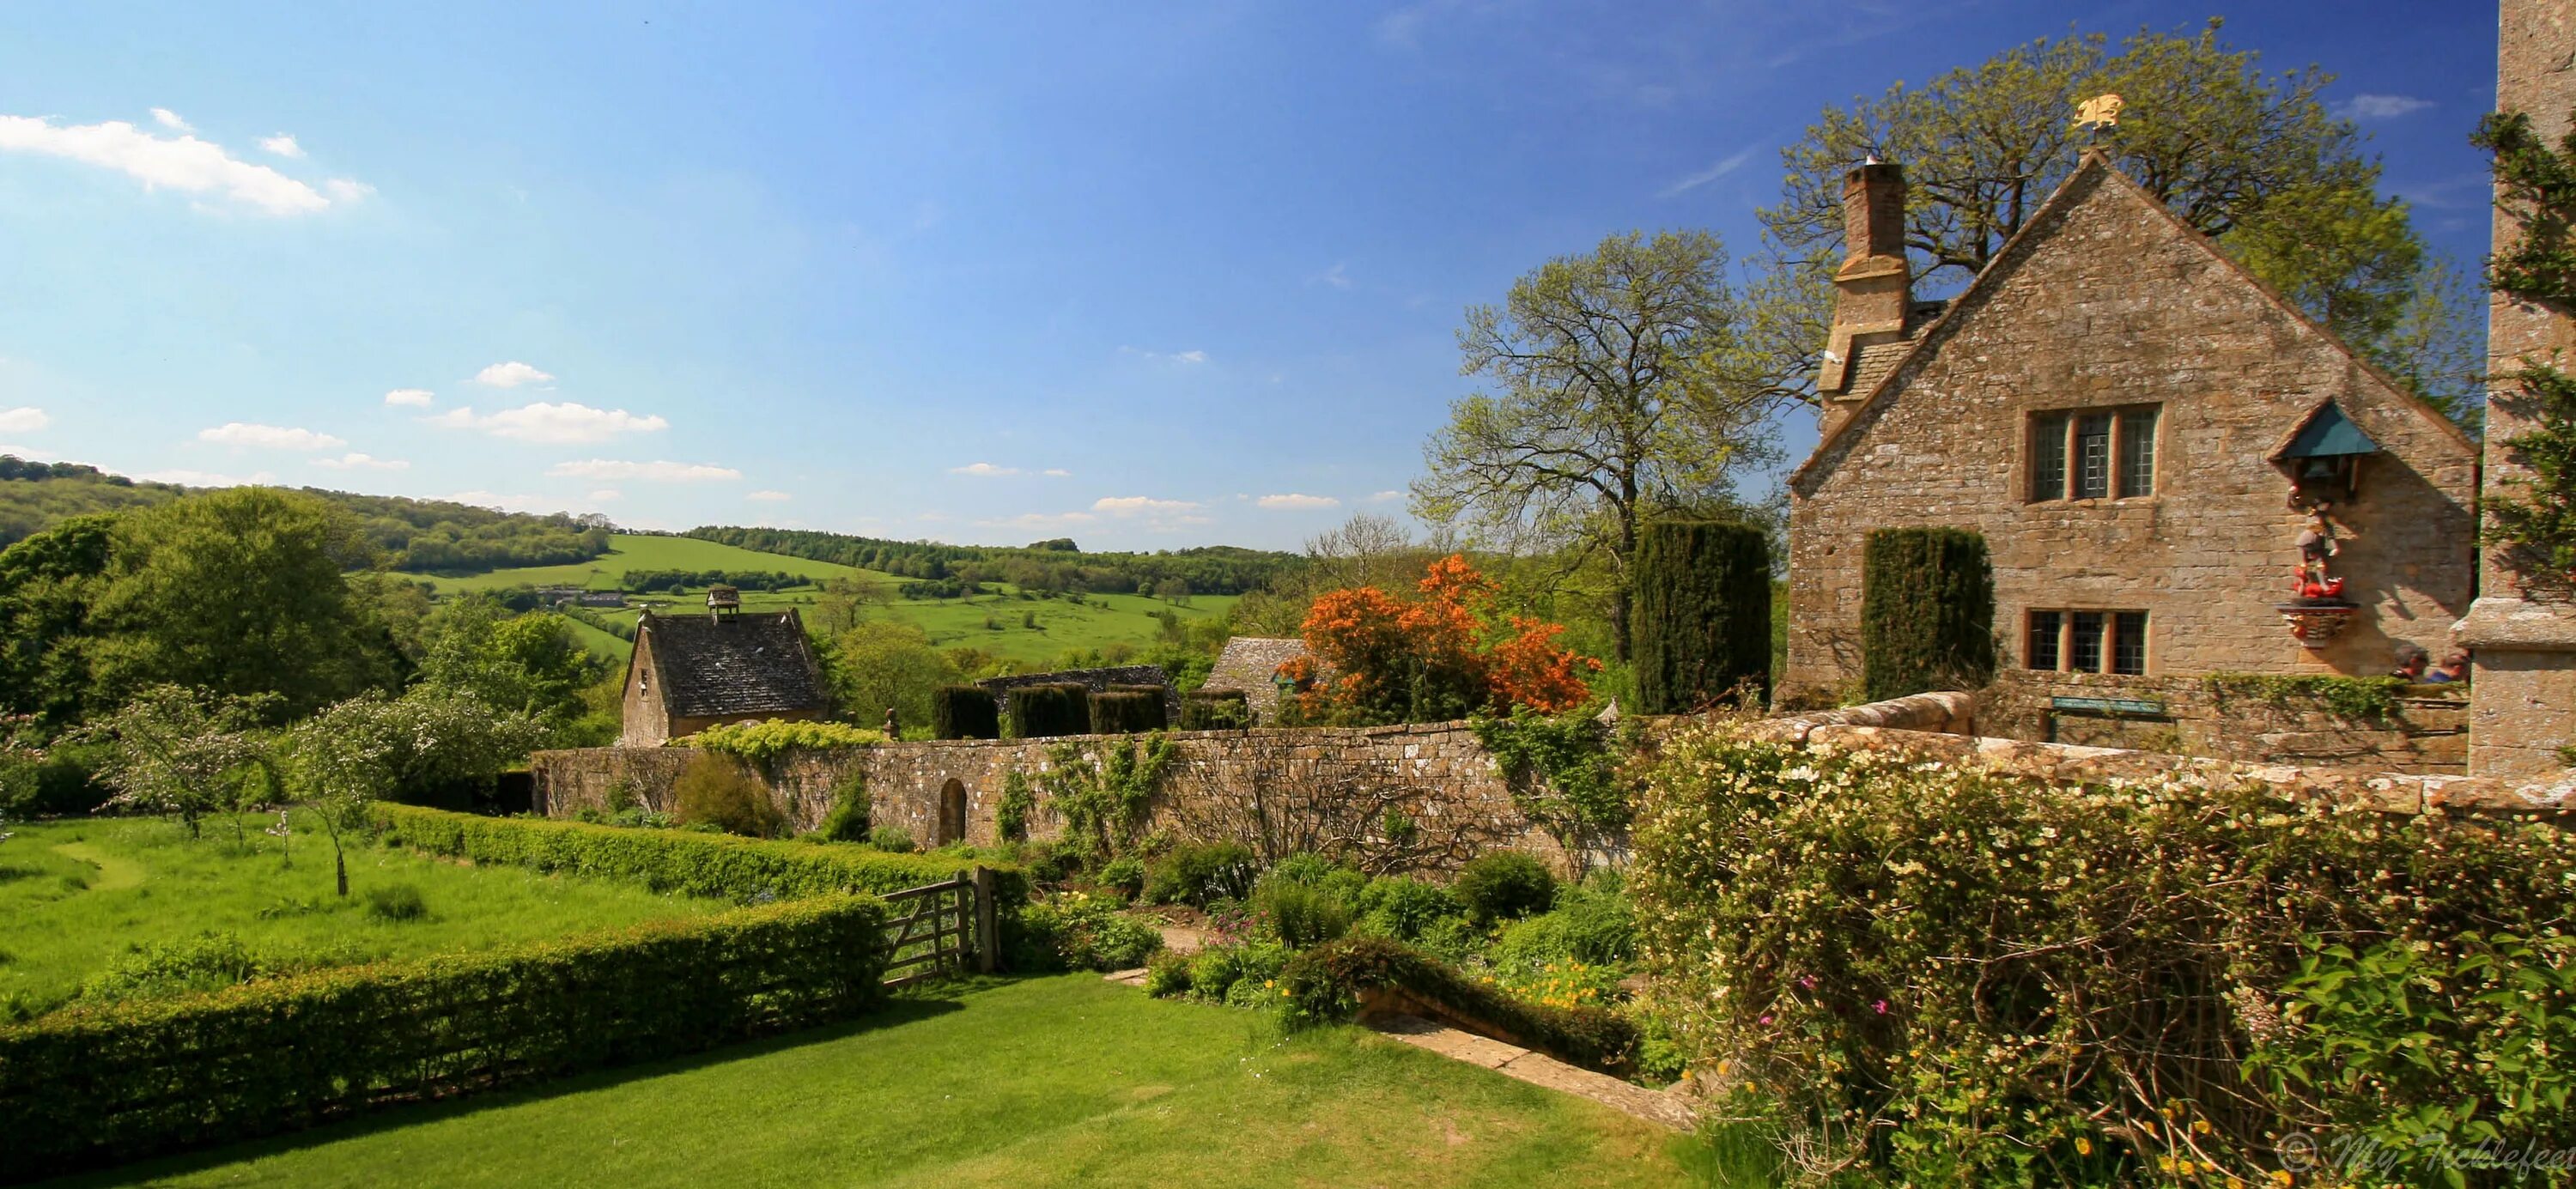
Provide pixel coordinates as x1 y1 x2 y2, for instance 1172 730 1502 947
2026 609 2148 676
2029 406 2159 501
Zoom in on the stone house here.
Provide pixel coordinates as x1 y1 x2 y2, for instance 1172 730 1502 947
617 604 829 746
1783 152 2481 734
1200 636 1315 724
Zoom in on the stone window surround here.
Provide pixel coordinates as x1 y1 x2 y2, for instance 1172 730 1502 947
2025 608 2151 676
2026 402 2162 503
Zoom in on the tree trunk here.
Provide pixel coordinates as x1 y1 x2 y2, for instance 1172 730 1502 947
335 847 348 897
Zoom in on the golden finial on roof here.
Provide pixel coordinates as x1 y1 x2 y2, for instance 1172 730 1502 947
2072 93 2124 132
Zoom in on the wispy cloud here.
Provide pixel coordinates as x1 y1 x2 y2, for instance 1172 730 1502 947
1093 495 1204 516
311 452 407 471
0 112 358 215
258 133 303 159
471 361 555 388
746 489 792 501
0 407 49 434
1367 489 1406 503
149 108 191 132
1042 468 1072 478
198 422 345 450
139 467 276 488
382 388 434 408
1314 262 1352 289
949 462 1021 476
546 458 740 482
1257 493 1340 510
1659 145 1759 197
2335 94 2433 121
1119 346 1209 365
426 402 668 444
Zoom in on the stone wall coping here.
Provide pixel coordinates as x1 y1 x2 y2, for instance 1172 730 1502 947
529 718 1501 768
1745 691 1975 744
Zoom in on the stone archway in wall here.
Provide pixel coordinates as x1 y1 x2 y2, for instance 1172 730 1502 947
939 779 968 846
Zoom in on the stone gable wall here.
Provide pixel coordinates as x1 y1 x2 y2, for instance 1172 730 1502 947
1784 165 2478 704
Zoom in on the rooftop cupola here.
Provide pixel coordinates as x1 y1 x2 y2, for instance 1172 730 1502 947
707 584 741 622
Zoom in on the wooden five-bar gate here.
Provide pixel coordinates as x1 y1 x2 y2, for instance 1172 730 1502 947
878 868 1000 986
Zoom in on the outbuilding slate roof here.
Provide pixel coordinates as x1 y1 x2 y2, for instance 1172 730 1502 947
635 609 826 719
1200 636 1315 721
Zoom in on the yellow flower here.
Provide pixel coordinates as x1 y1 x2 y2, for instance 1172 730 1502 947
2269 1172 2293 1187
2192 1119 2212 1135
1263 980 1274 989
2075 1137 2093 1156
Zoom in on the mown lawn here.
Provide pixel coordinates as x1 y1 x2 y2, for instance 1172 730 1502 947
65 974 1724 1188
0 816 726 1018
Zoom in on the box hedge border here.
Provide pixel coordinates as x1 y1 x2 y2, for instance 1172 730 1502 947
1279 937 1639 1073
0 895 890 1182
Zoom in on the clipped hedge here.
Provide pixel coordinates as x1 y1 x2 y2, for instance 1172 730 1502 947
374 804 1028 910
1181 689 1251 730
1090 689 1166 734
1860 526 1995 701
1006 682 1091 739
0 895 890 1180
932 684 1000 741
1632 519 1771 714
1279 937 1637 1073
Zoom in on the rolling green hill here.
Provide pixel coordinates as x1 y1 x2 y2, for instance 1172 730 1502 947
420 533 884 594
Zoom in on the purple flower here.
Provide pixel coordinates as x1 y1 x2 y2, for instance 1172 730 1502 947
1873 999 1889 1015
1759 1014 1773 1026
1797 975 1816 990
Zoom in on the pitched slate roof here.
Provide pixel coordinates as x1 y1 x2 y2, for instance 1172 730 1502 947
635 609 826 719
1200 636 1315 721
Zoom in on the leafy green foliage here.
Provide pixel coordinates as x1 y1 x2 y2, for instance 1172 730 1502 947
0 513 117 726
2202 671 2410 719
1450 851 1557 928
1412 229 1778 662
932 684 1000 740
683 525 1298 597
826 620 959 736
816 768 871 843
1631 520 1771 713
868 825 915 852
1472 708 1631 864
0 458 178 548
2476 106 2576 309
414 596 602 726
994 769 1034 842
1256 880 1355 949
76 685 276 840
1630 723 2576 1185
1353 876 1465 943
0 895 890 1180
1860 527 1995 701
1141 840 1255 907
1040 735 1177 863
1278 937 1638 1073
672 753 788 840
74 931 276 1005
1179 689 1250 731
361 883 427 921
1088 689 1166 734
1005 683 1091 739
680 719 887 767
1012 890 1163 972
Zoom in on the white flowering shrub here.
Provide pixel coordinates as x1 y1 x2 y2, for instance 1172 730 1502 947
1631 724 2576 1186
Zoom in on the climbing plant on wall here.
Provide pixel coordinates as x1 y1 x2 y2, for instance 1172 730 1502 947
2475 105 2576 579
1040 734 1176 862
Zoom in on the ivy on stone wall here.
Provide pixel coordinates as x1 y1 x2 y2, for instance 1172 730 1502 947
2201 672 2409 720
996 768 1035 843
2474 106 2576 580
1472 708 1634 871
1041 734 1176 862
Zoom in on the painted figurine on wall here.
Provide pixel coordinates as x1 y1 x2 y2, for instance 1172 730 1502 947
2291 495 2350 600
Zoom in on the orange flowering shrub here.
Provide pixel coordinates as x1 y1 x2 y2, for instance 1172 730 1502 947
1284 555 1600 724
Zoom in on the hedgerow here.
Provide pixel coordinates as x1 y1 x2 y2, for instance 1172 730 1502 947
0 895 890 1180
1006 683 1091 739
374 804 1025 907
1630 723 2576 1186
1180 689 1250 730
679 719 887 766
1089 689 1166 734
1278 937 1638 1073
932 685 999 740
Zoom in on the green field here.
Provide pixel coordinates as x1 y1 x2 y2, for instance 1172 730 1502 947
441 534 1240 668
0 817 725 1019
75 974 1719 1188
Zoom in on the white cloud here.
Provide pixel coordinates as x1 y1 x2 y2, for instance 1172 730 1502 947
746 490 793 501
138 467 276 487
1119 346 1209 365
0 407 49 434
1042 468 1072 477
949 462 1021 476
1093 495 1205 516
0 445 33 458
1660 145 1759 197
443 490 548 513
1315 262 1352 289
258 133 303 158
1257 493 1340 510
325 179 374 202
546 458 740 482
1367 489 1406 503
2336 94 2434 121
427 402 669 443
382 388 434 408
197 422 346 450
589 489 622 502
310 452 407 471
149 108 191 132
0 114 348 215
471 361 555 388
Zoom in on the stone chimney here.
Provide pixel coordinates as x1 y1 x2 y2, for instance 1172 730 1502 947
1817 161 1912 434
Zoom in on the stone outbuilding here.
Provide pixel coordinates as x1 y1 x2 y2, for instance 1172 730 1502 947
1200 636 1315 724
1783 151 2481 725
617 604 829 746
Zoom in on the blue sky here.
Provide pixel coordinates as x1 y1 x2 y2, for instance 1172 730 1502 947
0 1 2502 550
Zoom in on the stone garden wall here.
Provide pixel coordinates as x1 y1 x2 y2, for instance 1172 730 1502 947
1977 670 2470 773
